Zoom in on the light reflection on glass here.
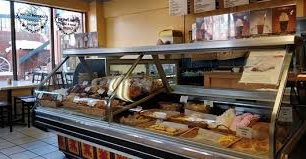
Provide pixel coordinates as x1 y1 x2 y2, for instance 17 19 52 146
182 147 211 156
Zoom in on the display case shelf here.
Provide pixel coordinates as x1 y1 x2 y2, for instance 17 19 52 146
172 85 277 102
63 35 295 57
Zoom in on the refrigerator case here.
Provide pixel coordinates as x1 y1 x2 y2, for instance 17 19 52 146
34 35 305 159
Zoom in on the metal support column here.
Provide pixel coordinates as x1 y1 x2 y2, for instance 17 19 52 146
152 55 172 93
107 54 144 122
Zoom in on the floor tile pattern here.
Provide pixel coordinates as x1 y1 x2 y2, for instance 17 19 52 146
0 126 66 159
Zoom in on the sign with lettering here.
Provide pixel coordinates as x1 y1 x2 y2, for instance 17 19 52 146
16 6 48 33
236 126 253 139
279 107 293 122
55 14 80 35
180 96 189 103
169 0 188 16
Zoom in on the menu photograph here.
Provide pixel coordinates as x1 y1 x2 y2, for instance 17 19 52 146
272 5 296 34
239 50 286 85
194 0 216 13
203 16 214 40
250 9 272 35
230 11 250 38
213 14 229 40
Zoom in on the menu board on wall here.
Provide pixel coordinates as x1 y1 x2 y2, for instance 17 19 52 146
224 0 249 8
194 0 216 13
169 0 188 16
239 50 286 85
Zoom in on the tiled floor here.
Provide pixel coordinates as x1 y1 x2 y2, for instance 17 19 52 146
0 126 66 159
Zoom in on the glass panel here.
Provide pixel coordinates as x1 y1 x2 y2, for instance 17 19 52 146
37 57 107 119
14 2 51 81
53 9 83 71
0 0 13 80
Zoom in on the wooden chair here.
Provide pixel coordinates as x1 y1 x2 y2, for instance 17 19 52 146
0 101 12 132
65 72 74 88
54 72 65 89
13 72 45 127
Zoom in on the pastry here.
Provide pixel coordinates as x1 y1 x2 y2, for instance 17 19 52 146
120 114 152 126
209 108 236 129
185 103 210 113
253 138 269 152
230 113 260 131
148 124 179 134
140 109 181 119
218 135 238 147
159 102 182 111
231 138 253 151
252 122 269 140
231 138 269 154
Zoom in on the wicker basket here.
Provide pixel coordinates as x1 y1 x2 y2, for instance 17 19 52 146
62 101 105 116
39 100 62 108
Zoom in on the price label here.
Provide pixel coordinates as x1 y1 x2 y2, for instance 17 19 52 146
98 89 105 95
204 100 214 107
57 95 63 101
180 96 188 103
37 93 43 99
82 81 89 86
84 86 91 92
279 107 293 122
236 126 253 139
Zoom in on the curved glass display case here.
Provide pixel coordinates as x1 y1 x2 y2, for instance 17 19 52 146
34 35 306 159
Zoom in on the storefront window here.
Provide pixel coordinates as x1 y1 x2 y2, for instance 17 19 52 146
53 9 84 72
0 0 13 80
14 3 51 80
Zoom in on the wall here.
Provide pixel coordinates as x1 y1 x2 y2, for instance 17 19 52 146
103 0 184 48
88 0 106 47
18 0 89 12
101 0 304 48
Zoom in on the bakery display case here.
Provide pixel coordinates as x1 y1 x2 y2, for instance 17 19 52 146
34 35 306 159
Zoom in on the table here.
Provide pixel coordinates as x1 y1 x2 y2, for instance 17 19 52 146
0 81 38 132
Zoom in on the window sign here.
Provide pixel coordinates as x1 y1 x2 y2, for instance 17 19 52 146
16 6 48 33
55 14 81 35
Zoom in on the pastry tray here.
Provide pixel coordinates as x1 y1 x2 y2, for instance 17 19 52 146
137 121 190 136
168 115 209 129
140 109 181 120
180 127 241 148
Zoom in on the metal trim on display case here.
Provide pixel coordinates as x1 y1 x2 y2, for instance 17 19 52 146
269 53 293 159
38 56 70 89
107 54 144 122
35 107 268 159
172 85 277 102
62 35 295 57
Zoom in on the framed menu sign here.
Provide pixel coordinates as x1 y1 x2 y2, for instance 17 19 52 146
194 0 216 13
16 6 48 33
55 14 81 35
169 0 188 16
224 0 249 8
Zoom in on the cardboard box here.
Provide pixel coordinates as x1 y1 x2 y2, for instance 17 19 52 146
272 5 296 34
250 9 272 35
159 30 183 44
